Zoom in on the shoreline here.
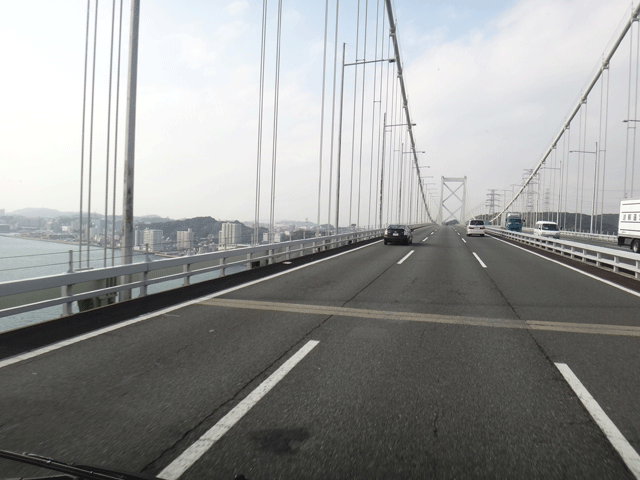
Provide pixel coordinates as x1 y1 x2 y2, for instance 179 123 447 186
0 234 118 250
0 235 175 263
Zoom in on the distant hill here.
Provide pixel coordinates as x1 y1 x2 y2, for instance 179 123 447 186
551 212 618 235
8 208 76 218
5 208 171 224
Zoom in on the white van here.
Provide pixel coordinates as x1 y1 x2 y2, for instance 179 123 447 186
533 220 560 239
618 199 640 253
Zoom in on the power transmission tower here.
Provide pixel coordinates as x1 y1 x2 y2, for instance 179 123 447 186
522 169 537 226
486 189 501 218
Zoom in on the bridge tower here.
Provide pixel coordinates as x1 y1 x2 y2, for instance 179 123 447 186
438 176 468 225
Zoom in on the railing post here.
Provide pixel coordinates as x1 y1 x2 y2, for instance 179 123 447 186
140 269 148 297
613 255 620 273
221 256 227 276
61 284 73 316
596 252 602 267
61 250 74 316
286 245 291 261
139 245 150 297
183 263 191 286
636 260 640 280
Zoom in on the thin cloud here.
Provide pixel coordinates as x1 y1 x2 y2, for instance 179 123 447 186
226 1 249 16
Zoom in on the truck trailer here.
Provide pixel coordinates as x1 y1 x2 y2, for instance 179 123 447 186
618 199 640 253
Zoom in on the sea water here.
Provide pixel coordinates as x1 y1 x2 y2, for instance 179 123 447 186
0 235 244 333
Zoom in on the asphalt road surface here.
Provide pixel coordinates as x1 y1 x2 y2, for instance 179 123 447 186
1 225 640 479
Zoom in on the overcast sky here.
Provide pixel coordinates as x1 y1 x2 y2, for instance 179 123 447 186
1 0 637 224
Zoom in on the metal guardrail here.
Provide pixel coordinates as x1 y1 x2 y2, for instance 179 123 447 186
0 227 407 321
555 230 617 243
486 226 640 280
508 226 616 243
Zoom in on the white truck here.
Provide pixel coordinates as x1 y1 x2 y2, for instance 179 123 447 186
617 199 640 253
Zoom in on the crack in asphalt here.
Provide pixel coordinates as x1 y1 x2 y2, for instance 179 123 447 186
338 256 407 309
469 244 565 368
433 411 439 438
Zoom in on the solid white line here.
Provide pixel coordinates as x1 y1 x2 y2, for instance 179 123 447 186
472 252 487 268
397 250 415 265
158 340 319 480
0 307 191 370
489 235 640 300
461 238 467 244
555 363 640 479
0 241 379 370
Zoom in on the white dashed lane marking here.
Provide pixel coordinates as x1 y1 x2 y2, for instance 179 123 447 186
158 341 320 480
472 252 487 268
397 250 415 265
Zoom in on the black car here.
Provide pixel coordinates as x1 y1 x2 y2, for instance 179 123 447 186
383 225 413 245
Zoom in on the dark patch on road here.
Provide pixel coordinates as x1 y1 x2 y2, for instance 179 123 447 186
250 428 310 455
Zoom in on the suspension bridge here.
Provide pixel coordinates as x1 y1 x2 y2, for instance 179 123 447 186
3 1 640 478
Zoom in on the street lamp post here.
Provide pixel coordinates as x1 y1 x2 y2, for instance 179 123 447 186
379 120 415 226
121 0 141 301
336 43 395 235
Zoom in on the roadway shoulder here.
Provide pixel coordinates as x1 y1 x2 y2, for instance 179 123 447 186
488 233 640 295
